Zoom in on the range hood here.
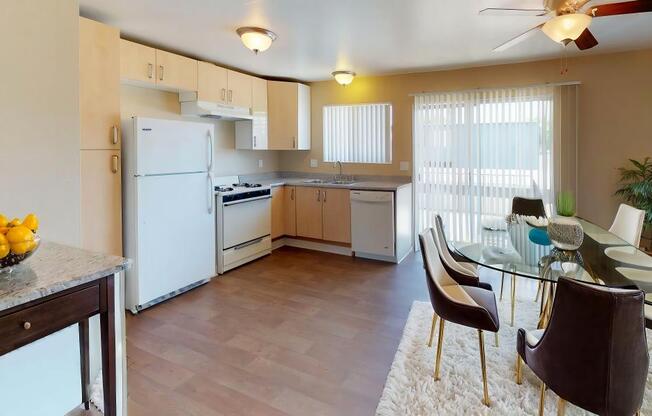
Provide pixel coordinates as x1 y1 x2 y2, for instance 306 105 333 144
179 92 253 121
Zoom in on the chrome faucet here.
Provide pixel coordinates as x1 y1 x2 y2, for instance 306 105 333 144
335 161 343 180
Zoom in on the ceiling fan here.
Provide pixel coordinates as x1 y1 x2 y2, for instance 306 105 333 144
481 0 652 52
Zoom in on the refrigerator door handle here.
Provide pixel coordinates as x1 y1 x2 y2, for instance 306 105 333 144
207 131 214 172
208 174 214 214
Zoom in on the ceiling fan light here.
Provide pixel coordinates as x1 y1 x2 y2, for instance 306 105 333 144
542 13 592 43
332 71 356 86
236 27 277 54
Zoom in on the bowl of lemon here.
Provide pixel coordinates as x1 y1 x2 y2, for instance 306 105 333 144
0 213 40 274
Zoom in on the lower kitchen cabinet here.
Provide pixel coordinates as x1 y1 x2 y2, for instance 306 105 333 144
296 187 323 239
80 150 122 256
271 186 284 239
284 186 297 236
322 188 351 243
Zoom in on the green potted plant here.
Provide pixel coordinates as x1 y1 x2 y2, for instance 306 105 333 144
615 157 652 251
556 191 576 217
549 191 583 251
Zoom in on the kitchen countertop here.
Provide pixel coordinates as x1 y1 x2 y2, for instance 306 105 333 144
257 177 412 191
0 241 131 312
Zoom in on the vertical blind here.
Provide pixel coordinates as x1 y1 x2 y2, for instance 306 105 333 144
413 86 555 243
323 103 392 164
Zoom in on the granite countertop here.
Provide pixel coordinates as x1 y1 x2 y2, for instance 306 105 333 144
257 177 412 191
0 241 131 312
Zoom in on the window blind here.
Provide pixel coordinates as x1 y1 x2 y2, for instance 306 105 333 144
323 103 392 164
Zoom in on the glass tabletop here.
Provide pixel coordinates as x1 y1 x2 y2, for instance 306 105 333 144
448 215 652 298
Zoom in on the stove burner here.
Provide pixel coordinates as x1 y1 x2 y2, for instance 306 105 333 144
233 183 262 188
215 186 234 192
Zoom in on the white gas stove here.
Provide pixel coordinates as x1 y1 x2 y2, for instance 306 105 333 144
214 176 272 274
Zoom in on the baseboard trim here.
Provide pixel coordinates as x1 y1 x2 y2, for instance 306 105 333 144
273 237 353 256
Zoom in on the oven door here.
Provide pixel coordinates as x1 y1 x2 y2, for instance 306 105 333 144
222 196 271 249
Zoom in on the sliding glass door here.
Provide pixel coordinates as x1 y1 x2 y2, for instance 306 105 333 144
413 86 554 243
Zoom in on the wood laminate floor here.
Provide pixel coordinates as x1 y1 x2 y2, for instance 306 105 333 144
122 246 535 416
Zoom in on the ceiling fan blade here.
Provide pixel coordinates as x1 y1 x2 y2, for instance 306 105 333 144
586 0 652 17
574 28 599 49
479 7 549 16
493 24 544 52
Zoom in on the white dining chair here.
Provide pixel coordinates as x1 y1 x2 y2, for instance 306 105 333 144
609 203 645 247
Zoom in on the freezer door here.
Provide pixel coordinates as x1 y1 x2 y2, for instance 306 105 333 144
135 117 214 176
134 172 216 306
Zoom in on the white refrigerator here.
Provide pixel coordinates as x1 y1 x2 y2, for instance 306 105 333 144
123 117 216 313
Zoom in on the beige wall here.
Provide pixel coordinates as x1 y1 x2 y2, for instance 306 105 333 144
0 1 81 246
120 85 281 176
282 49 652 228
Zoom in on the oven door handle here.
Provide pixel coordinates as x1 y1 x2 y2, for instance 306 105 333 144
223 195 271 206
233 237 265 250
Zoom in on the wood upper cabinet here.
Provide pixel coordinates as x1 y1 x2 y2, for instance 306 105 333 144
80 150 122 256
227 70 252 108
296 187 323 239
80 17 120 150
155 49 197 91
284 186 297 236
252 77 267 113
271 186 284 240
235 76 268 150
197 61 228 103
268 81 311 150
322 188 351 243
120 39 156 84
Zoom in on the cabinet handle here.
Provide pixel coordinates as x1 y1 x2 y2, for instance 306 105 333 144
228 89 233 102
159 65 164 81
292 137 296 148
323 190 327 202
316 189 320 202
253 136 257 148
111 155 119 174
291 188 294 200
147 63 153 79
112 125 119 145
23 322 31 330
221 88 226 101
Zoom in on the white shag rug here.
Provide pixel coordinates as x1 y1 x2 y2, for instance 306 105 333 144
376 294 652 415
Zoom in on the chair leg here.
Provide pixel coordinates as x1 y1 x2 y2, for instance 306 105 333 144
557 397 566 416
516 354 522 385
494 331 499 348
535 280 543 302
539 382 546 416
499 271 505 301
434 319 445 380
511 274 516 326
478 329 490 407
427 313 438 347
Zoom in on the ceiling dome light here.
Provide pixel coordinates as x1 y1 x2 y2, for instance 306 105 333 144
332 70 356 86
236 27 277 54
542 13 592 43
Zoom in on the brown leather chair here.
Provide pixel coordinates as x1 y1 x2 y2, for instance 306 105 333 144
512 196 547 218
516 278 648 416
419 229 500 406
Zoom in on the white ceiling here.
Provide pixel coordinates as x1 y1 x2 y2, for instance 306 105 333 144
79 0 652 81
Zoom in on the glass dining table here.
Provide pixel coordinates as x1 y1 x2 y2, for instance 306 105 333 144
447 215 652 328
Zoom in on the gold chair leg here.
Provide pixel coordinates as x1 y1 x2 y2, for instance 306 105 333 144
494 331 499 348
516 354 522 385
557 397 566 416
510 274 516 326
478 329 490 407
535 280 542 302
499 271 505 301
539 382 546 416
434 319 445 380
427 313 438 347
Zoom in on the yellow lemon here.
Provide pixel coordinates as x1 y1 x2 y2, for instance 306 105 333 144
0 214 8 227
0 234 9 259
9 218 22 227
0 227 9 235
6 225 34 244
11 242 32 255
22 213 39 231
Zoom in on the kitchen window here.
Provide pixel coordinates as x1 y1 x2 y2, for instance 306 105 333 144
323 103 392 164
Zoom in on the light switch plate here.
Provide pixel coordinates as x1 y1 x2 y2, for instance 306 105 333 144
258 159 264 168
400 161 409 171
310 159 318 168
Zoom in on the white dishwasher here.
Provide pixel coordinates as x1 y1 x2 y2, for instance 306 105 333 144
350 190 395 258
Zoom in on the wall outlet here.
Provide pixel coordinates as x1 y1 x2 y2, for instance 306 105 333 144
400 161 409 171
258 159 264 168
310 159 318 168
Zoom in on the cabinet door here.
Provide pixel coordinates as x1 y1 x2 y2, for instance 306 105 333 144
197 61 227 104
227 70 252 108
322 188 351 243
252 77 268 149
271 186 284 239
120 39 156 84
80 18 120 150
268 81 298 149
80 150 122 256
296 187 322 239
155 49 198 91
284 186 297 236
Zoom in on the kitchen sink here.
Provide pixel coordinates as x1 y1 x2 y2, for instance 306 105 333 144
329 180 356 185
302 179 328 184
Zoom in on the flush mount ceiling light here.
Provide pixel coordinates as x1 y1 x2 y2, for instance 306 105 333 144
541 13 592 43
236 27 277 54
332 70 356 86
